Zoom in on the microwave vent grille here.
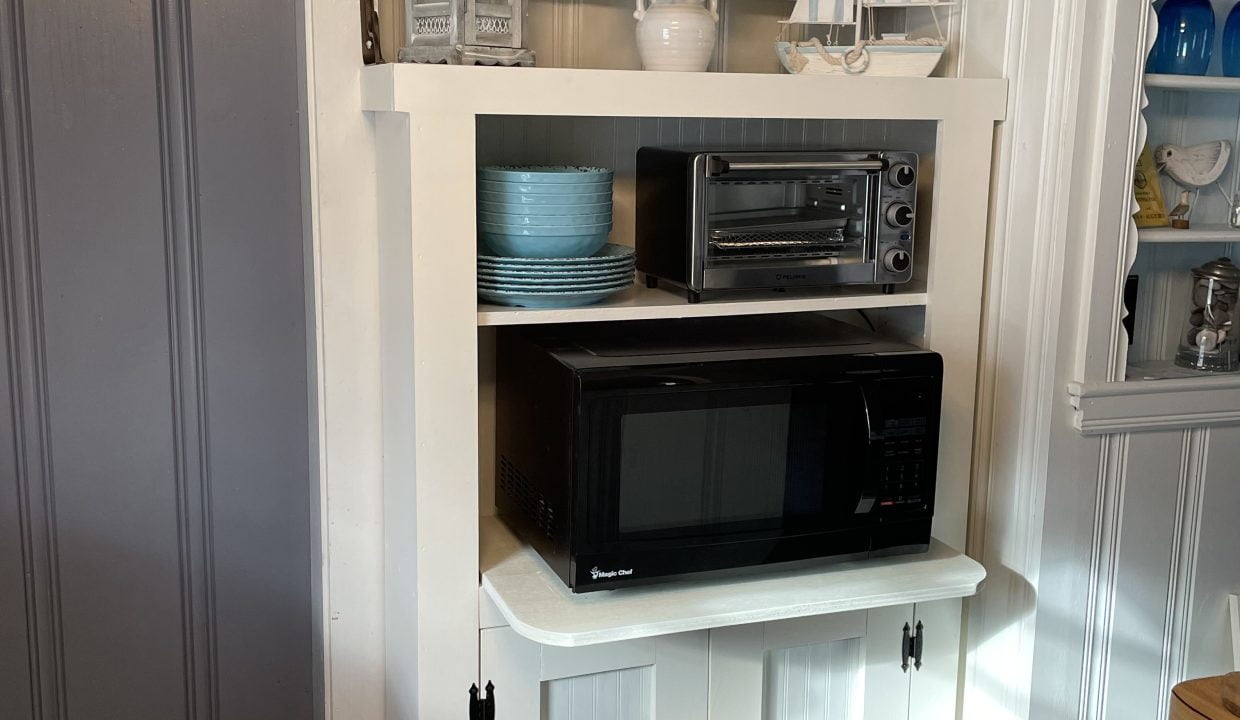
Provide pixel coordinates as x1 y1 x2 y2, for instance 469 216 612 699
498 455 556 539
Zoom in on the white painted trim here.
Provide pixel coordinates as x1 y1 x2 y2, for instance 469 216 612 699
1229 594 1240 672
1067 376 1240 434
301 2 386 718
361 63 1007 120
1077 433 1128 720
1156 429 1208 720
960 0 1092 717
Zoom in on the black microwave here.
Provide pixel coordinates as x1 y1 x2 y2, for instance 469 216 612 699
495 315 942 593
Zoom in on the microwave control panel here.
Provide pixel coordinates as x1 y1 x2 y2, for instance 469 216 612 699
876 424 931 511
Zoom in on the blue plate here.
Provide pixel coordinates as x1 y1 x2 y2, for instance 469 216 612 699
477 243 634 265
478 179 613 196
478 211 612 227
479 233 610 259
478 267 634 281
479 260 635 274
478 165 614 184
478 200 612 216
478 190 612 206
479 279 632 293
478 284 632 308
479 273 634 289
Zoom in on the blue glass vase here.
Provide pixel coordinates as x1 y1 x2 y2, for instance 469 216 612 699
1149 0 1216 75
1223 3 1240 76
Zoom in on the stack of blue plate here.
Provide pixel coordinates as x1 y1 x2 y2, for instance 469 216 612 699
478 244 636 308
477 165 615 258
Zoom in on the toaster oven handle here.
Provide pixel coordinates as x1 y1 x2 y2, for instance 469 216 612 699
713 159 886 174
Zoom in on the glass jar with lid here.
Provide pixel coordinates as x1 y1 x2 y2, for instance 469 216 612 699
1176 257 1240 372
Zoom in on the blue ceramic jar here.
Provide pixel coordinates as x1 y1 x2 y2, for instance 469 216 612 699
1149 0 1216 75
1223 3 1240 76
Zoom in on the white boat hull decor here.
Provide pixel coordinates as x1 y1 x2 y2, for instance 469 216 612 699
777 0 954 77
776 41 945 76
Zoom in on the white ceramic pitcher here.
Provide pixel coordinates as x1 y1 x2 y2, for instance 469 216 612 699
634 0 719 72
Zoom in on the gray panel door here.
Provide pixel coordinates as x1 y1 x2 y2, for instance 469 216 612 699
0 0 315 718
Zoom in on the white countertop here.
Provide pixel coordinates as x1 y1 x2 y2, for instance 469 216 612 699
480 516 986 647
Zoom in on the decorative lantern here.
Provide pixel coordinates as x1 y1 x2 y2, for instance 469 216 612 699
399 0 535 66
1175 257 1240 372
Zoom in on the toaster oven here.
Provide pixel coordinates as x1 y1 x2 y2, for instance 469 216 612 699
636 149 918 302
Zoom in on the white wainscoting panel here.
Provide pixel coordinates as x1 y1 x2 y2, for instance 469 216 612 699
543 666 654 720
1184 424 1240 682
1072 421 1240 720
764 637 864 720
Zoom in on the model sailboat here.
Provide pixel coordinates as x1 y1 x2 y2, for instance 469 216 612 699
776 0 953 76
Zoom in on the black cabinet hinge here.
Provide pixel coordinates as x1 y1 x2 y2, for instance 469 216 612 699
901 621 925 673
469 681 496 720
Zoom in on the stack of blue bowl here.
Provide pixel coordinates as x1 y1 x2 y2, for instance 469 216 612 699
477 166 634 308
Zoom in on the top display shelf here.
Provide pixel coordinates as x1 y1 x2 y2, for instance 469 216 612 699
1145 73 1240 92
361 64 1008 122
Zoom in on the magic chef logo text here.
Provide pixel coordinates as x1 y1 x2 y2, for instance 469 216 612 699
590 566 634 580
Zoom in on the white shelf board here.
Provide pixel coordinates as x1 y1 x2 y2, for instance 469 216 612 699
1145 73 1240 92
363 64 1007 121
1137 224 1240 243
478 285 928 326
479 516 986 648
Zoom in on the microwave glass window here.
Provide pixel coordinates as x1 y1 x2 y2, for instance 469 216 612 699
617 404 792 533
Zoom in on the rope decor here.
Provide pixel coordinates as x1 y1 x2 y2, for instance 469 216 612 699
778 0 949 74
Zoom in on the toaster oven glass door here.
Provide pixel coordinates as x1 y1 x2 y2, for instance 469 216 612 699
581 381 872 550
704 170 877 271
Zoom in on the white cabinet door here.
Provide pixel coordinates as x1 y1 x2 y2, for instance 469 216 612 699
480 627 709 720
907 599 962 720
707 605 915 720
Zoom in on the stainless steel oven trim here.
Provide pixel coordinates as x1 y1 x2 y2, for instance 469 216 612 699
718 159 887 173
690 153 709 291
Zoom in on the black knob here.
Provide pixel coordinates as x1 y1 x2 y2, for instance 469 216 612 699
889 162 916 188
884 249 912 273
885 202 914 228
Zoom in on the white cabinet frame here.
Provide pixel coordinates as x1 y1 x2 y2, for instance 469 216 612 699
362 64 1004 716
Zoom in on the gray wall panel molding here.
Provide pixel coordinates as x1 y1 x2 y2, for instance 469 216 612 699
152 0 218 717
1 0 313 717
0 0 65 716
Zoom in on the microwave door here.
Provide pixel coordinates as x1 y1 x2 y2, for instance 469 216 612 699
582 382 872 553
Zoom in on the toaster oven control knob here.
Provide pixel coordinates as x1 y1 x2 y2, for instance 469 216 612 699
885 202 914 228
884 249 912 273
888 162 916 188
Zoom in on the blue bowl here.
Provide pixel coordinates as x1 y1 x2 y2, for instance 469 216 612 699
478 211 612 227
478 200 612 216
478 190 613 206
478 179 613 196
478 221 611 237
478 165 614 184
479 232 610 258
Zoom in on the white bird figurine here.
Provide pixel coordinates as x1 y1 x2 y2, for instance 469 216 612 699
1155 140 1231 189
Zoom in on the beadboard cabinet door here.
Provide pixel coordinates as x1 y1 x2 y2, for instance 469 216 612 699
707 606 915 720
480 627 710 720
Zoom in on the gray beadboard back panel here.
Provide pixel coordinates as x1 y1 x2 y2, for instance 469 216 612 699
0 0 313 718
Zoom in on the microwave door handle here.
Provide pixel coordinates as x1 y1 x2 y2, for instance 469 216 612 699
713 159 887 174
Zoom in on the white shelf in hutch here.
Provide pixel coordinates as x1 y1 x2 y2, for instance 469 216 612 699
362 61 1005 713
478 286 929 325
1135 224 1240 243
1145 73 1240 92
